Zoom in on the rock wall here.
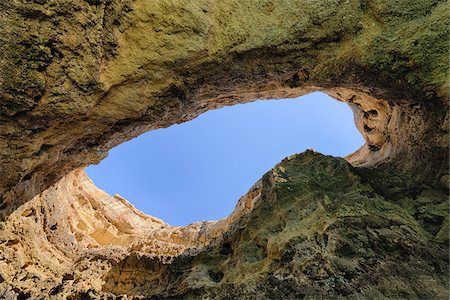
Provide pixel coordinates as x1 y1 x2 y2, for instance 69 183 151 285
0 0 448 299
0 152 448 299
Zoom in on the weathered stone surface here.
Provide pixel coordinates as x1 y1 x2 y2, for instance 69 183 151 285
0 0 448 298
0 0 448 205
102 152 448 299
0 152 447 298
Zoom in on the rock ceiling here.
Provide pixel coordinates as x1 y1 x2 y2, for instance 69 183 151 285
0 0 448 298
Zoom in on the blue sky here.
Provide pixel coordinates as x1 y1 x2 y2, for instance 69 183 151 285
86 92 364 226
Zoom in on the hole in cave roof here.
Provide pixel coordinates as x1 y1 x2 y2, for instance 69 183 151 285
85 92 364 226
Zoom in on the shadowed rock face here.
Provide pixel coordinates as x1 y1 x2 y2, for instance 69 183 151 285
0 0 448 299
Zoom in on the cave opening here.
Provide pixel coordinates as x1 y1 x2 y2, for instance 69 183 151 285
85 92 364 226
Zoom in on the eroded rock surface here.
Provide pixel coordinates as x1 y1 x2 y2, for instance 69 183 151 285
0 152 448 299
0 0 448 206
103 152 448 299
0 0 448 299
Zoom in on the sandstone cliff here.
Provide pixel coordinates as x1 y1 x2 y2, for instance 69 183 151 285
0 0 448 299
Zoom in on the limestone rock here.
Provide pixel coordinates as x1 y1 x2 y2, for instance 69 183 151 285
0 0 448 205
0 0 448 299
0 152 447 298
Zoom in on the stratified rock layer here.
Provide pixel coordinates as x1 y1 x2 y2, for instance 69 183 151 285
0 0 448 299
